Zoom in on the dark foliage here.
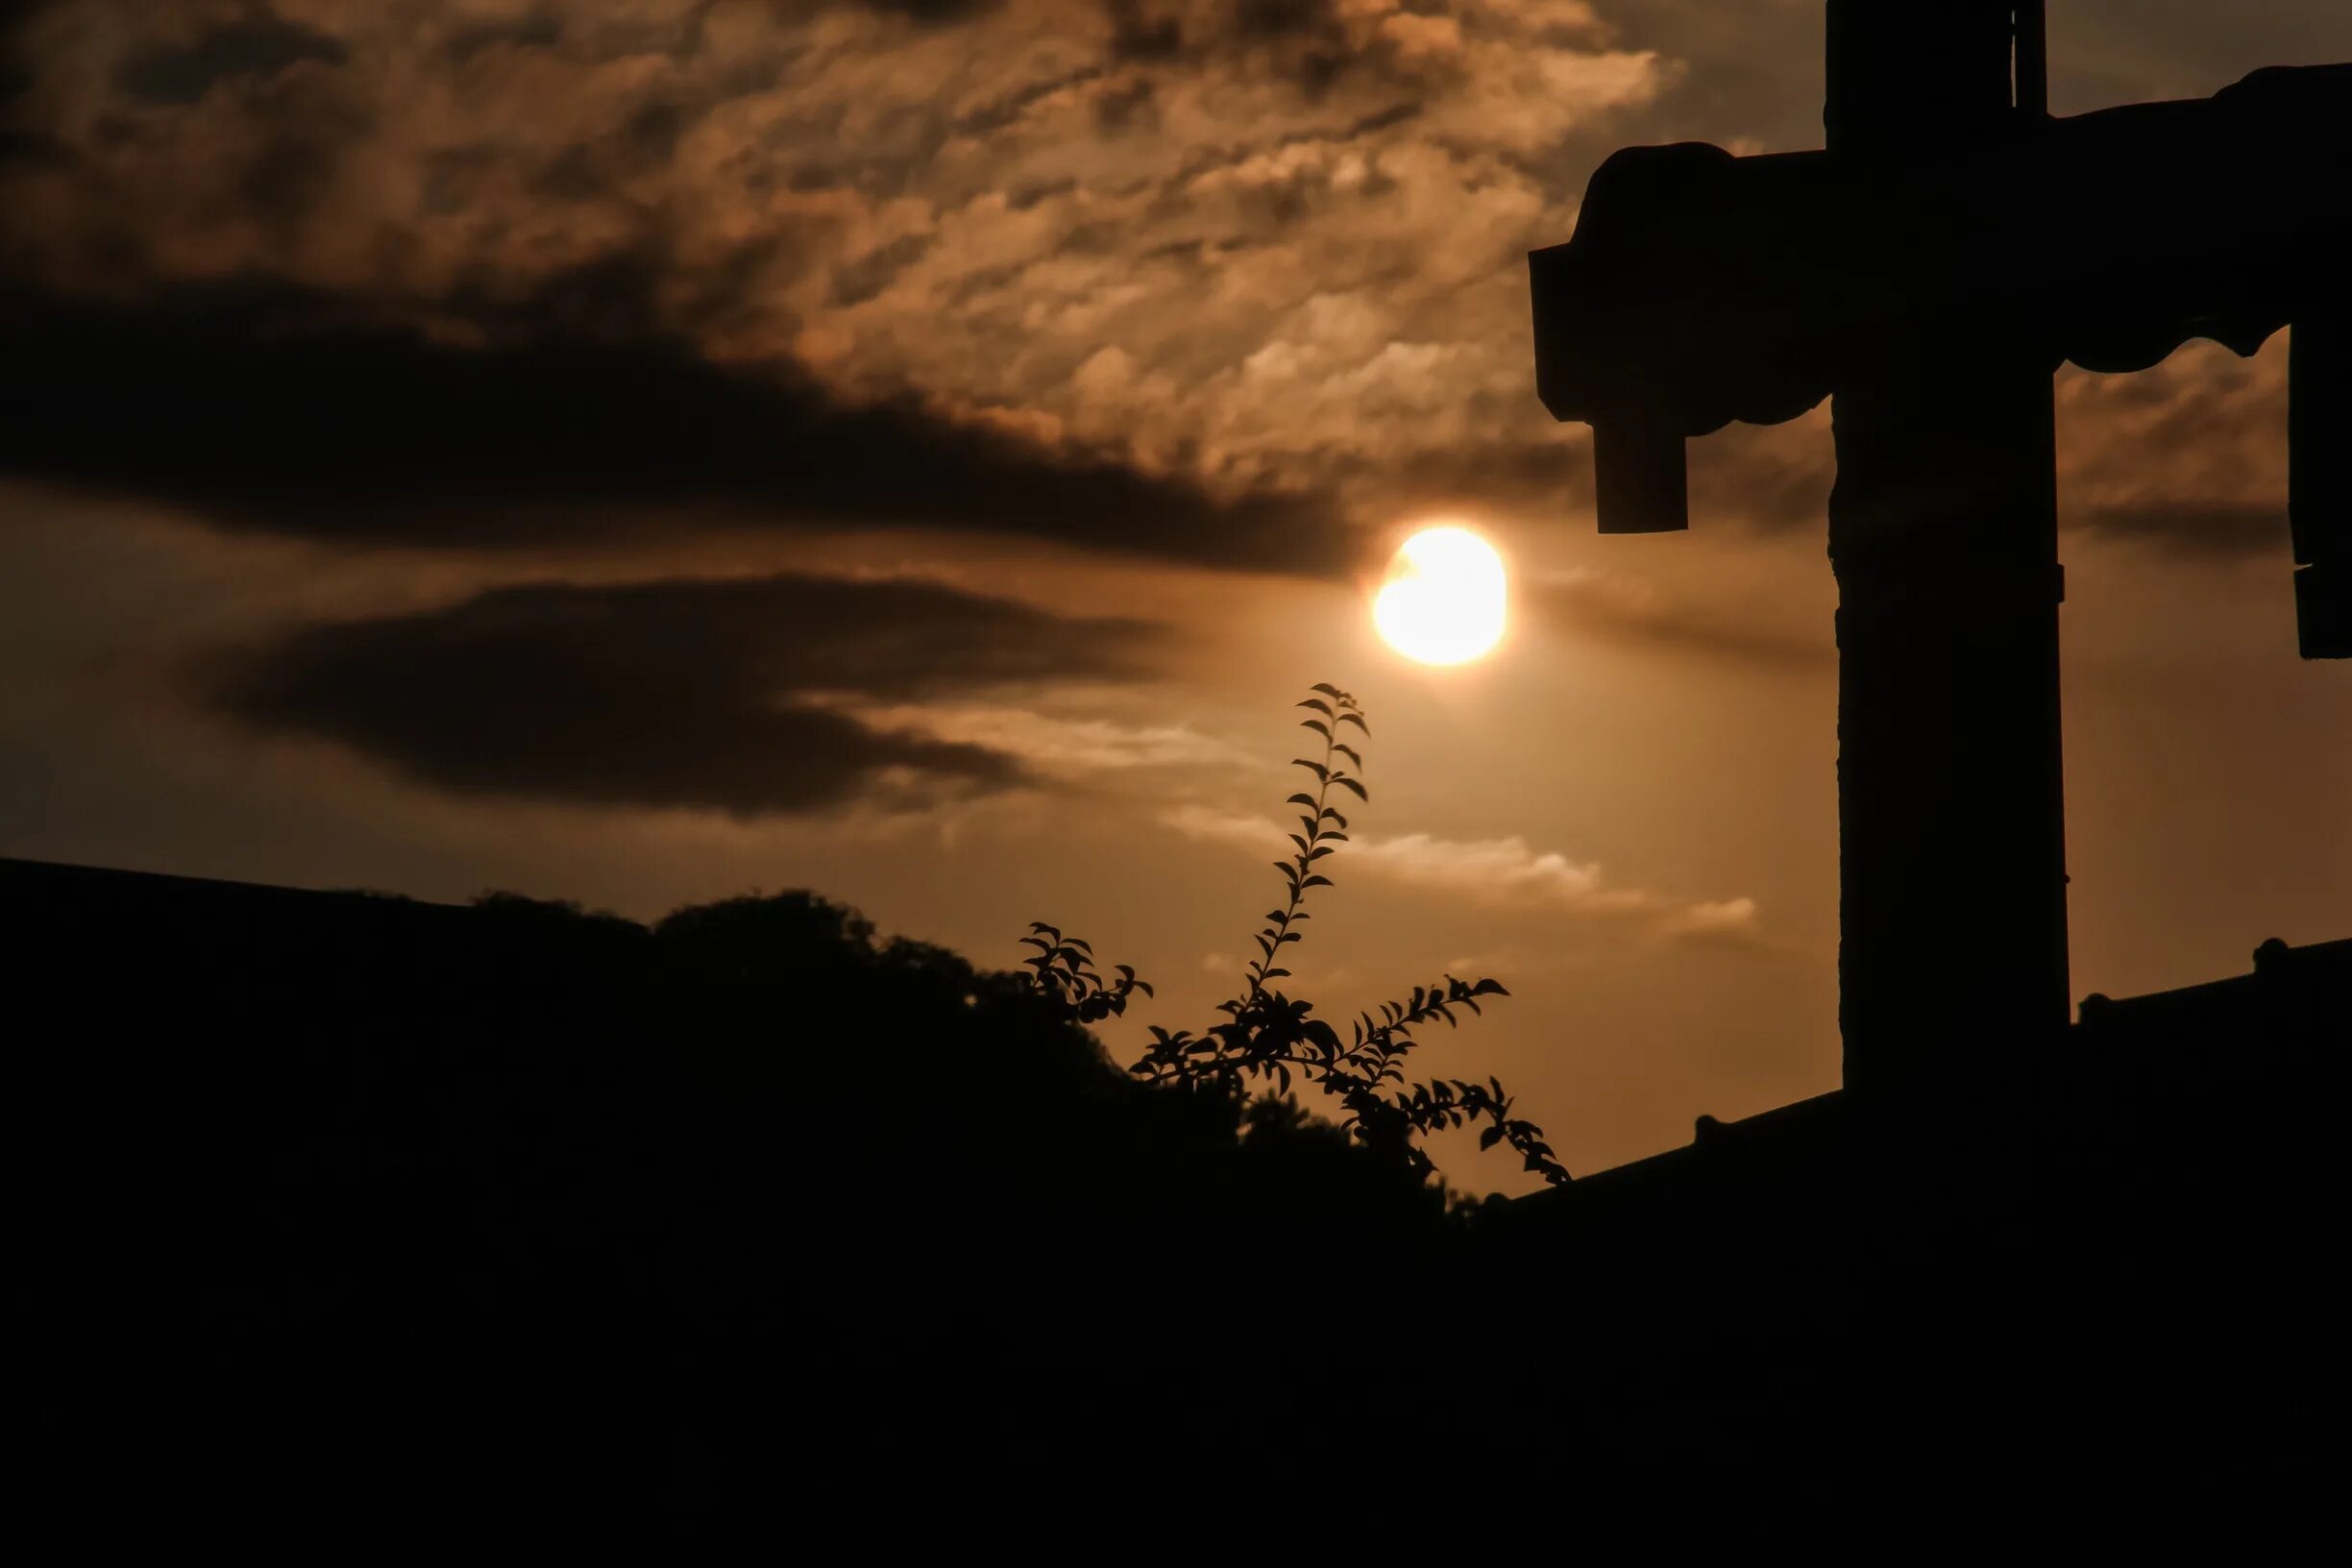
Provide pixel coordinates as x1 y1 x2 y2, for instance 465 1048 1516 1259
17 860 1500 1549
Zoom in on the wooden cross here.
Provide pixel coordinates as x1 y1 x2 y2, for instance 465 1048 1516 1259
1530 3 2348 1103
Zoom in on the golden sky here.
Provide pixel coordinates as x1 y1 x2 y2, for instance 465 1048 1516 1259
2 1 2347 1189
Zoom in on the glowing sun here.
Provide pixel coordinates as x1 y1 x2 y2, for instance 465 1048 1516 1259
1374 526 1508 665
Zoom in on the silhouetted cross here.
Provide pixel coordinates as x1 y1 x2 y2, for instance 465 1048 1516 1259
1530 3 2348 1099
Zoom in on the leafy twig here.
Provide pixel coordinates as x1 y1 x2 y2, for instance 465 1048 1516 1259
1023 684 1569 1189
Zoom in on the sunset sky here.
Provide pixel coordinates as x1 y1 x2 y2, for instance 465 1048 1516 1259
4 1 2347 1190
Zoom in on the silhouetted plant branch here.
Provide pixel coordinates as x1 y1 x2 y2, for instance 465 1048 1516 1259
1018 923 1152 1024
1021 683 1570 1189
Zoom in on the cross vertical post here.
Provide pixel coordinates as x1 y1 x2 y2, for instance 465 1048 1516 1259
1825 3 2070 1107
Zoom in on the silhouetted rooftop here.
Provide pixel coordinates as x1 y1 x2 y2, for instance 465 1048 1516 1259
1507 931 2349 1226
13 854 2346 1537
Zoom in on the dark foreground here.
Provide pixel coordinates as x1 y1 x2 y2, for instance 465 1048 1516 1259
14 857 2344 1550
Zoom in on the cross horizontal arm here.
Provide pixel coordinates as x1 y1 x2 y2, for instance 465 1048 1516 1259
1531 64 2349 438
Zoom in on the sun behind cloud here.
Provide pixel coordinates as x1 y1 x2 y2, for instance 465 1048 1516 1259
1373 525 1508 665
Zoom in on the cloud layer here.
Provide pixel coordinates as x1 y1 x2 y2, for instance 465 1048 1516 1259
0 272 1348 570
3 1 2322 563
0 0 1672 546
211 572 1171 815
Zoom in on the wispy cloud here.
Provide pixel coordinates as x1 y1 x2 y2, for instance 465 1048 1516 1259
840 701 1253 775
1659 896 1762 942
1159 802 1759 941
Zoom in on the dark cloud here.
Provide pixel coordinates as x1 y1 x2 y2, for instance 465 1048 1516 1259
852 0 1005 25
115 17 348 107
0 124 63 166
1374 417 1833 537
211 573 1170 816
528 99 691 200
1101 0 1442 94
1379 436 1591 518
1107 1 1185 62
0 273 1351 574
440 15 564 62
829 232 936 307
0 3 37 103
2074 501 2292 557
1533 574 1830 668
1233 0 1339 41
